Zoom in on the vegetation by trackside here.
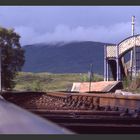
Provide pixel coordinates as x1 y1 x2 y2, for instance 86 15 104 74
14 72 103 92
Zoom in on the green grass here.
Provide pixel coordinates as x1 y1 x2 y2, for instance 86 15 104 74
122 75 140 93
14 72 140 93
14 72 103 92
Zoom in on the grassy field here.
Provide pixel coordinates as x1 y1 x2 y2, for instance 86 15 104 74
14 72 103 92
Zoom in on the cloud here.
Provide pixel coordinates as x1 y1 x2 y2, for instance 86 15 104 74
1 6 140 45
15 22 140 45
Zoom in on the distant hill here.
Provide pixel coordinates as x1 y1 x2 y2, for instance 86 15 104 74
22 41 113 75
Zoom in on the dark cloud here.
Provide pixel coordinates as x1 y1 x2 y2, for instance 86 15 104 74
15 22 140 45
0 6 140 45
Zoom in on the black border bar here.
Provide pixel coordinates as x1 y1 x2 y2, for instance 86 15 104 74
0 0 140 5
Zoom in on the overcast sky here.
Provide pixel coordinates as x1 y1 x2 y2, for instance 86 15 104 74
0 6 140 45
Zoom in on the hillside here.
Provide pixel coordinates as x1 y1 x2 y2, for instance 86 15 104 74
22 41 113 75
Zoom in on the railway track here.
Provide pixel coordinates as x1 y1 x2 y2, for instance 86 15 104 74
2 91 140 134
29 109 140 134
47 92 140 111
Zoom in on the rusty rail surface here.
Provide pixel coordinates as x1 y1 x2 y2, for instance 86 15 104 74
47 92 140 111
28 106 140 134
2 91 140 134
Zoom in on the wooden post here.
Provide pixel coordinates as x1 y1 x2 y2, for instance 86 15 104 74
130 49 133 80
89 64 93 92
131 36 137 79
116 45 120 81
106 60 109 81
0 46 1 94
104 45 107 81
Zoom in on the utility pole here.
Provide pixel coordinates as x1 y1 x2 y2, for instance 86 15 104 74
116 45 120 81
132 16 137 78
88 63 93 92
130 16 136 79
104 45 107 81
0 46 2 94
132 15 135 36
0 41 2 94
